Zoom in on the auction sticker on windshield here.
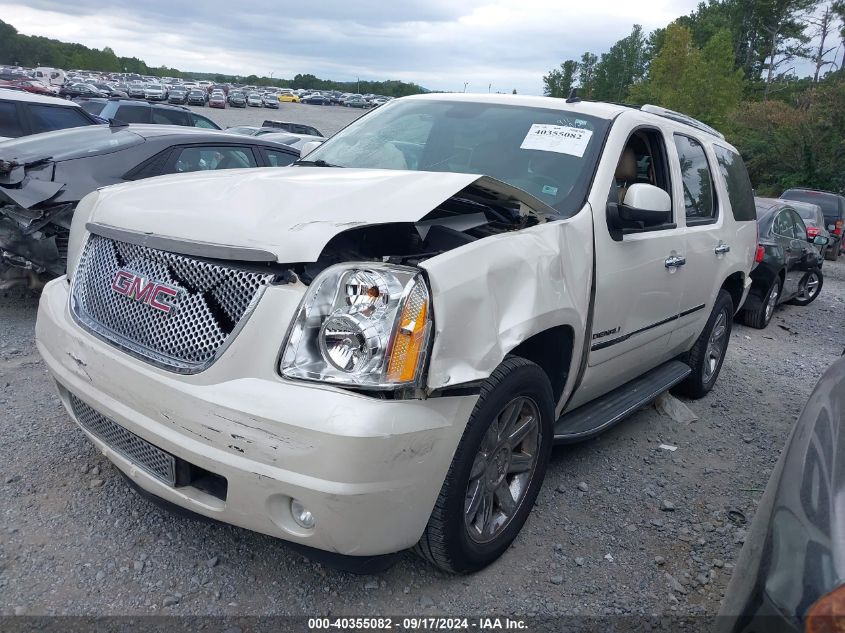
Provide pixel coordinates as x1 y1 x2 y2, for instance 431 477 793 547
520 124 593 157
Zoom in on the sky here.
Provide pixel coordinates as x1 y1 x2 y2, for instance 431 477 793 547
1 1 738 94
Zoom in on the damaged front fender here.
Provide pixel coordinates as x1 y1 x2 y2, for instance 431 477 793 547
421 205 594 405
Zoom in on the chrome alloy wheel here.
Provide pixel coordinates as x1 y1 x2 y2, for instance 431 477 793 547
464 396 540 544
703 310 729 383
764 282 779 323
802 272 820 300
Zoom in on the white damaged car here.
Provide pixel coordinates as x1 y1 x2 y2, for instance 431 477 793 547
36 94 758 573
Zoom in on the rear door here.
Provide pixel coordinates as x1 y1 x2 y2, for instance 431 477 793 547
670 133 727 327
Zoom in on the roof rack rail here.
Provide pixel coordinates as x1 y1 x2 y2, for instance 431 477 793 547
640 104 724 139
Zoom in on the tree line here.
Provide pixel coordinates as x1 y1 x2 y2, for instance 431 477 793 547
0 19 426 98
543 0 845 195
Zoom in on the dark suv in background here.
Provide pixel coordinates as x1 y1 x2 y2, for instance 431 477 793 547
0 88 100 141
75 98 220 129
780 188 845 261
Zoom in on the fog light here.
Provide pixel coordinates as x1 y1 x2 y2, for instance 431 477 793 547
290 499 316 529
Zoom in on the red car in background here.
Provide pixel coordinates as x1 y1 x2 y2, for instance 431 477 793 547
2 79 58 96
209 92 226 109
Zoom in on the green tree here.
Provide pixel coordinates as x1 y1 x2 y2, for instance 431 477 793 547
591 25 649 101
543 60 578 97
758 0 819 97
630 25 743 128
578 52 598 98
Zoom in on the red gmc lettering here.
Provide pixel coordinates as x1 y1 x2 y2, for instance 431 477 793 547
110 270 133 294
127 277 156 303
149 286 178 313
110 270 177 314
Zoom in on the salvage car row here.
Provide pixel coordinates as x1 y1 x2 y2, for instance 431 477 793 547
2 89 845 631
1 64 394 110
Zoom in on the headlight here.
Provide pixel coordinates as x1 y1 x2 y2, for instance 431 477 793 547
280 263 432 389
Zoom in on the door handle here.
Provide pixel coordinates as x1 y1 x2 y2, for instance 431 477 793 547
665 255 686 268
715 243 731 254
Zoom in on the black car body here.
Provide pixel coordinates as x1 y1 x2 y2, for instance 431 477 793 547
741 198 827 329
228 92 246 108
186 90 207 106
73 99 220 129
58 83 107 99
261 120 323 137
781 188 845 261
168 89 188 104
302 94 332 105
0 89 100 141
719 352 845 633
0 124 299 281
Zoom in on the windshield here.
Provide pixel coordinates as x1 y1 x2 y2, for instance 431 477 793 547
305 98 610 215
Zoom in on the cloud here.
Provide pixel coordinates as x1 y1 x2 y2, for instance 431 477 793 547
3 1 701 94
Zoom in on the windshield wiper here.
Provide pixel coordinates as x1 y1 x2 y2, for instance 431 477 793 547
294 159 343 168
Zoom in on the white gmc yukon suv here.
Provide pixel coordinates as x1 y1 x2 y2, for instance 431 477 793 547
35 94 757 573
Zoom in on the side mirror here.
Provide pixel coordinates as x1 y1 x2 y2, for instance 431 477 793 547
813 235 830 246
607 183 672 241
299 141 322 158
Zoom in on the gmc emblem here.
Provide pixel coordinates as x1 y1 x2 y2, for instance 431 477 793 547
111 270 179 314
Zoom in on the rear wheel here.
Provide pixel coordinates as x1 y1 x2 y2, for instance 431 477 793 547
742 277 780 329
414 357 553 573
788 268 823 306
674 290 733 399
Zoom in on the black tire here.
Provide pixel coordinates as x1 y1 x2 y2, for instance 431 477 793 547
674 290 734 399
742 277 780 329
414 357 554 574
788 268 823 306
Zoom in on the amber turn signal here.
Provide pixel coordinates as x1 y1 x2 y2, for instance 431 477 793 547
806 583 845 633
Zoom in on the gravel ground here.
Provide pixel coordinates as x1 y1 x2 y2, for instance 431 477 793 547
185 102 366 136
1 255 844 616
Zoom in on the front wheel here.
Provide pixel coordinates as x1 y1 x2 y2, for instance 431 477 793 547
788 268 823 306
415 357 553 573
673 290 733 399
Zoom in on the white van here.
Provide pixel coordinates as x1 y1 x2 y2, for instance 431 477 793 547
33 67 66 87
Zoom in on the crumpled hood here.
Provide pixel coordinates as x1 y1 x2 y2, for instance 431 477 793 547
89 167 499 262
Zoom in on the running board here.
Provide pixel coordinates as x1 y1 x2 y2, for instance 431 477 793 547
553 360 691 444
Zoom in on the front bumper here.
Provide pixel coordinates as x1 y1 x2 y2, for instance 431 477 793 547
36 277 477 556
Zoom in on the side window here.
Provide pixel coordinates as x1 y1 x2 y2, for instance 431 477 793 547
674 135 717 224
151 108 189 126
610 127 672 215
168 146 257 174
27 105 92 134
0 101 24 137
713 145 756 221
190 114 218 129
114 105 150 124
264 149 296 167
789 210 807 241
773 211 792 237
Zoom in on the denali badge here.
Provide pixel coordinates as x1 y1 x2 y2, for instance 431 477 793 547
111 270 178 314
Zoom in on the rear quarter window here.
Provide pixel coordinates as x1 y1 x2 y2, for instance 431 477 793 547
113 104 150 124
714 145 756 222
27 104 93 134
0 101 24 137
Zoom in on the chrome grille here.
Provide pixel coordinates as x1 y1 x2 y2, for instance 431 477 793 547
69 394 176 486
71 234 274 373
